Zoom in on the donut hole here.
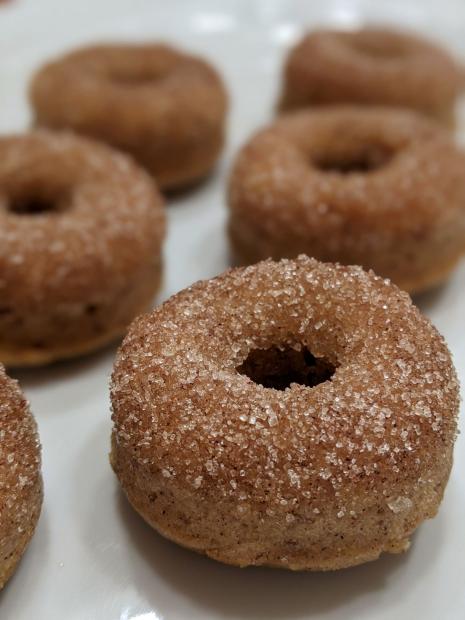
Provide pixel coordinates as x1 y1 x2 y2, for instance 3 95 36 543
343 33 410 60
105 64 171 87
8 186 69 216
9 197 56 215
237 345 336 390
313 145 393 174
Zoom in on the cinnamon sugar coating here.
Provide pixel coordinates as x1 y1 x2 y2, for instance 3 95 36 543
111 256 459 570
228 106 465 294
30 43 228 191
0 131 165 366
0 365 42 588
278 28 462 126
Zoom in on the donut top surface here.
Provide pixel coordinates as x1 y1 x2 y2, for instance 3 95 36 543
112 257 459 518
0 365 41 533
281 28 462 116
229 106 465 242
0 131 165 306
30 43 228 140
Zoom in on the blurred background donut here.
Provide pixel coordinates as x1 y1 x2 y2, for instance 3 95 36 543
0 130 165 366
278 28 463 127
228 106 465 294
30 43 229 191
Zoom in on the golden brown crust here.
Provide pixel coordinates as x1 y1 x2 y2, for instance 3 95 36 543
0 365 42 588
0 131 166 367
0 263 161 367
228 106 465 294
30 43 228 190
111 257 459 570
278 27 462 125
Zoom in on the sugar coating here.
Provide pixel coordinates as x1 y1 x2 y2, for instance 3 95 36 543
30 44 228 191
0 130 165 364
111 256 459 524
0 364 42 586
228 106 465 294
0 130 165 307
278 27 462 123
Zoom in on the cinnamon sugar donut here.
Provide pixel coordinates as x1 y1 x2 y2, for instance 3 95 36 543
278 27 462 126
228 106 465 294
0 131 165 367
30 43 228 191
0 365 42 588
111 256 459 570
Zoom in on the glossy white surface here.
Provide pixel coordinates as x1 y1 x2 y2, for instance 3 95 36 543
0 1 465 618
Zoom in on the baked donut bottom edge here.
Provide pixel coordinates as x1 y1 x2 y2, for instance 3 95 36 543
130 131 226 193
229 230 465 296
0 264 163 368
0 481 43 589
111 436 451 571
276 99 457 130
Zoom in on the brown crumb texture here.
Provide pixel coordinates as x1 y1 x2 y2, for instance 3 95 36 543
111 256 459 570
278 27 462 125
30 44 228 190
228 106 465 294
0 365 42 588
0 130 165 366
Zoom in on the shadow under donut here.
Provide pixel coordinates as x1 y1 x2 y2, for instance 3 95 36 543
9 340 118 390
77 418 449 618
411 280 451 315
114 488 435 620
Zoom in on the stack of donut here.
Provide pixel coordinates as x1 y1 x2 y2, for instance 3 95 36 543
0 22 463 590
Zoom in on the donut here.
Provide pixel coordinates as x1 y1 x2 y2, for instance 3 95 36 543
278 27 462 126
29 43 228 191
0 130 165 367
228 106 465 294
0 365 42 588
110 256 459 570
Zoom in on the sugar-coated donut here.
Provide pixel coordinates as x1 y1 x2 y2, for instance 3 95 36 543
111 256 459 570
228 106 465 294
0 365 42 588
30 43 228 191
278 27 463 126
0 131 165 367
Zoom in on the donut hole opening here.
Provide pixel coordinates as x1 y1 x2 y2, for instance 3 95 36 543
9 197 56 215
314 146 393 174
237 345 336 390
343 34 410 60
8 187 70 216
106 65 171 87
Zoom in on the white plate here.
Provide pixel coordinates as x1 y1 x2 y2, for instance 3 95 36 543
1 1 465 618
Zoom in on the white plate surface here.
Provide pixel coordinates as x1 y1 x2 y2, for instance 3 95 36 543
1 1 465 618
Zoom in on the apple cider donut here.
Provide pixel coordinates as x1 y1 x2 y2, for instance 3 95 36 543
30 43 228 191
278 27 463 126
111 256 459 570
0 365 42 588
0 131 165 367
228 106 465 294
